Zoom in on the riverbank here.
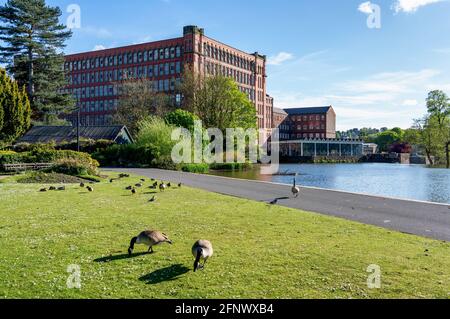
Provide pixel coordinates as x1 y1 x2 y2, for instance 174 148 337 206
1 171 449 298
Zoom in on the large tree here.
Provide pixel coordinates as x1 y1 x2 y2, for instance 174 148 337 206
426 90 450 168
179 69 257 132
113 79 174 136
0 0 73 122
0 68 30 141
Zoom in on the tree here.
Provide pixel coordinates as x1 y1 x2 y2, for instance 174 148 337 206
0 0 74 122
165 109 199 132
113 79 173 136
426 90 450 168
179 69 257 132
0 68 31 141
374 130 401 152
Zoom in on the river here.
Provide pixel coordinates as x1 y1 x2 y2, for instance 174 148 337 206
210 163 450 204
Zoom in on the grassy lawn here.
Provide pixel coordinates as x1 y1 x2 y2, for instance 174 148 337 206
0 171 449 299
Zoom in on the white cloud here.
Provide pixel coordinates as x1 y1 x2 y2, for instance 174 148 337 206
402 99 419 106
358 1 375 14
93 45 106 51
392 0 446 13
267 52 294 66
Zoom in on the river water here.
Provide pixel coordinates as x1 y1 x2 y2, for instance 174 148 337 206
210 163 450 204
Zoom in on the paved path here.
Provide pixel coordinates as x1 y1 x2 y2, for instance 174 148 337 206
108 168 450 241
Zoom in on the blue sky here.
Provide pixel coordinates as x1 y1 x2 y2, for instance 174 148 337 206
43 0 450 129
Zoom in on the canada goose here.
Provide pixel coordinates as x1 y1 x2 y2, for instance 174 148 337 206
151 178 155 182
128 230 172 255
58 186 66 191
126 186 133 190
131 188 137 195
149 196 156 202
140 178 146 182
153 182 158 187
40 188 48 192
149 185 156 190
135 183 143 188
80 182 85 188
292 178 300 198
159 183 167 192
87 186 94 192
49 186 56 191
167 182 172 188
178 183 182 188
119 173 130 178
192 240 213 272
110 179 114 183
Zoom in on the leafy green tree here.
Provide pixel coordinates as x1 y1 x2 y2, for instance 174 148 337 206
374 130 401 152
0 0 74 122
180 69 257 131
426 90 450 168
165 109 199 132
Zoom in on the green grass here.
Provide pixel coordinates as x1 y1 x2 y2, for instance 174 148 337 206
0 172 449 299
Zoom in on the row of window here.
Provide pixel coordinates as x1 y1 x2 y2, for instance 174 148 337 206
204 61 255 86
66 77 182 101
292 115 326 122
296 124 326 130
68 62 182 85
66 46 183 72
203 43 255 72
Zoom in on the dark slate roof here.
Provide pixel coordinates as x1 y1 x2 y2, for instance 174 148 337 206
17 126 133 144
284 106 333 115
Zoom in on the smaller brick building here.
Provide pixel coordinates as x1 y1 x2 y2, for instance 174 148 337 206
273 106 336 140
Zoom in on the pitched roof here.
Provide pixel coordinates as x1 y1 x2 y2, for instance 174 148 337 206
284 106 333 115
273 107 288 115
17 126 133 144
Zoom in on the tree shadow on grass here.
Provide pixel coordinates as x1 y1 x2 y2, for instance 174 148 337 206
94 252 148 263
139 264 190 285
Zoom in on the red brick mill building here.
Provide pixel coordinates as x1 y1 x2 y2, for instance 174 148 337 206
273 106 337 140
63 25 273 141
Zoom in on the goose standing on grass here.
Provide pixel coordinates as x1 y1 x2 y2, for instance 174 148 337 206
192 240 213 272
87 186 94 192
80 182 85 188
159 182 167 192
292 177 300 198
128 230 173 255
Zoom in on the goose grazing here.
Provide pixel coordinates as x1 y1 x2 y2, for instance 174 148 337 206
153 182 158 187
135 183 143 188
178 183 182 188
131 188 137 195
292 177 300 198
167 182 172 188
149 196 156 203
80 182 85 188
40 188 48 192
140 178 146 182
126 186 133 190
87 186 94 192
128 230 172 255
49 186 56 191
58 186 66 191
192 240 213 272
159 183 167 192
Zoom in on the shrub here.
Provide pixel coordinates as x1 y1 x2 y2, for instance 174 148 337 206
164 109 199 132
93 144 159 167
136 116 176 158
181 163 210 174
13 142 56 153
47 158 99 176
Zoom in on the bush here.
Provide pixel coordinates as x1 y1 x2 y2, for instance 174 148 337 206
47 158 98 176
93 144 159 167
136 117 176 158
13 142 56 153
0 149 99 175
181 163 210 174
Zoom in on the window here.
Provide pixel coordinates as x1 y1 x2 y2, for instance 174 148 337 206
176 46 181 57
165 48 170 59
170 47 175 58
148 50 153 61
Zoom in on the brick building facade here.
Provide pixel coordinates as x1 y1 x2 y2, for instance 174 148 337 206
273 106 337 140
64 25 273 139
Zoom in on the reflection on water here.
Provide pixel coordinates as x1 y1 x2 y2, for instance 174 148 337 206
210 163 450 204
